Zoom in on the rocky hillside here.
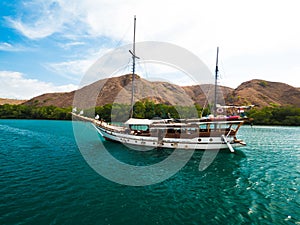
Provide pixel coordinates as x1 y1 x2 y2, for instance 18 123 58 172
183 84 233 107
0 98 26 105
226 79 300 107
24 92 75 108
25 74 198 108
23 75 300 109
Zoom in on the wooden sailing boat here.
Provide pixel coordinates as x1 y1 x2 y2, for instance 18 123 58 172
90 17 248 152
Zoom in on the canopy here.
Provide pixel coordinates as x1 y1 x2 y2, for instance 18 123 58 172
216 104 255 109
124 118 153 125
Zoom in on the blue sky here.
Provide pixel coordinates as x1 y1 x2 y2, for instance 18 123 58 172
1 0 300 99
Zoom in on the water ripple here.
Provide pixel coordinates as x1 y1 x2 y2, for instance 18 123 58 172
0 121 299 224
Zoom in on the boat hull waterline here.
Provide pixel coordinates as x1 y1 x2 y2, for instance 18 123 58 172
92 120 246 151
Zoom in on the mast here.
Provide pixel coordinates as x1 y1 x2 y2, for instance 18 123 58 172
129 15 138 118
214 47 219 117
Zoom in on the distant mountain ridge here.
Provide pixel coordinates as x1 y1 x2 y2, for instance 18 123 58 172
226 79 300 107
0 98 26 105
22 74 300 108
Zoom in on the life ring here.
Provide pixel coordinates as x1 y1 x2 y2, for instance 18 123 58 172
217 107 224 114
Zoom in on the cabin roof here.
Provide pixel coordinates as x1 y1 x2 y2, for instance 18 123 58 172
124 118 154 125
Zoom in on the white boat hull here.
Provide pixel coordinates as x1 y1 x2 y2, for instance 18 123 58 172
93 124 245 151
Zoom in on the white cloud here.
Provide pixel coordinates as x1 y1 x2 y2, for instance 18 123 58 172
58 41 86 50
5 0 300 88
135 63 198 86
0 42 28 52
45 46 113 81
0 71 77 99
0 42 13 51
6 0 85 39
46 59 93 81
8 0 300 50
7 18 59 39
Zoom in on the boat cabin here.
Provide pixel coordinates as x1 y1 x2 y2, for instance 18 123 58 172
123 118 243 139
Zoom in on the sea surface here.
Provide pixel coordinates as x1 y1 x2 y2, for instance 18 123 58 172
0 119 299 225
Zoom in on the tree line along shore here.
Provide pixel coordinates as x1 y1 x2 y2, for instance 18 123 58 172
0 101 299 126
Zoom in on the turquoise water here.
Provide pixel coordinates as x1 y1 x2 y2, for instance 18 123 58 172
0 120 299 225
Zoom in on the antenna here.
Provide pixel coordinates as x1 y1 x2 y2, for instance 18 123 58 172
214 47 219 117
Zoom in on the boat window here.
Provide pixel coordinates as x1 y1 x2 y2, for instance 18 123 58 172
130 125 148 131
186 128 198 133
199 124 207 129
219 124 230 129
